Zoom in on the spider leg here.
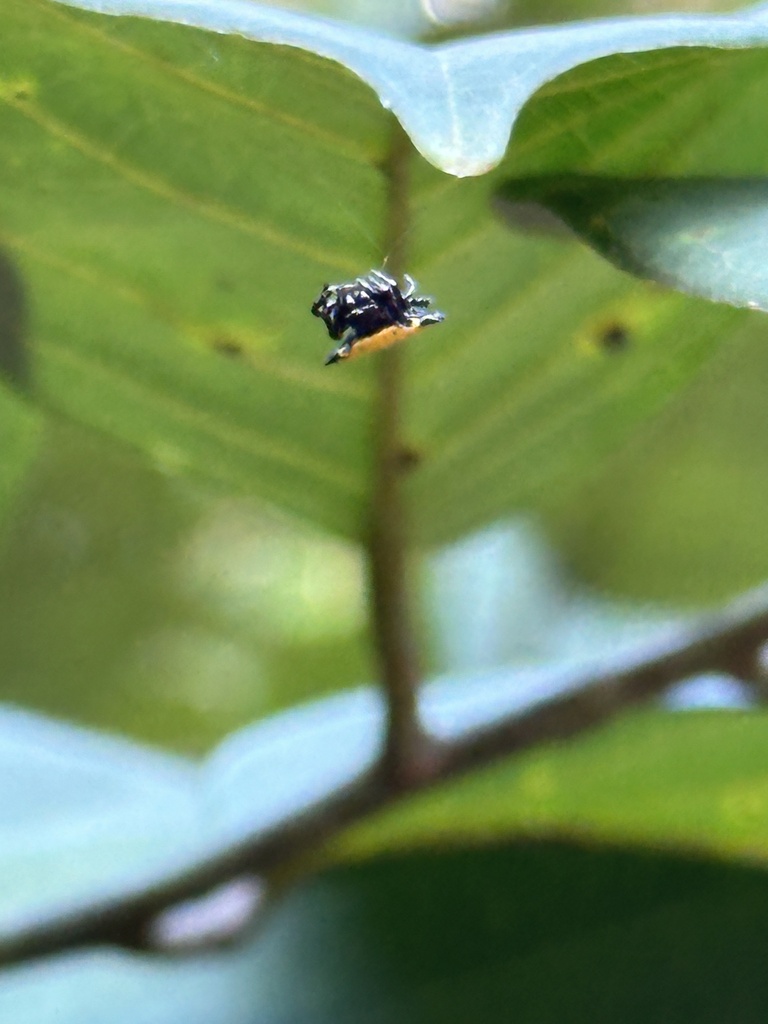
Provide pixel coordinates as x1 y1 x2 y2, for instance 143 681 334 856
325 335 353 365
371 271 410 318
355 274 386 296
368 269 397 291
401 274 416 298
414 309 445 327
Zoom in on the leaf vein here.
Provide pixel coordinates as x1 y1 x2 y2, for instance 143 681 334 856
6 95 355 272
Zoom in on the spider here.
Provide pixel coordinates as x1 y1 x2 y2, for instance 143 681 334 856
311 269 445 365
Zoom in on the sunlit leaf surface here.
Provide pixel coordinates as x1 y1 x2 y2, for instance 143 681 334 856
1 1 768 545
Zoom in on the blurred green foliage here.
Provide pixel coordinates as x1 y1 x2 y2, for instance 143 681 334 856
0 422 371 750
556 306 768 602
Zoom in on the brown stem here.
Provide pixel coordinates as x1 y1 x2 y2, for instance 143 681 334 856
2 585 768 967
368 123 436 787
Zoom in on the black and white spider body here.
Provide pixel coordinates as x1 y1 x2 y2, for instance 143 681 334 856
311 269 445 365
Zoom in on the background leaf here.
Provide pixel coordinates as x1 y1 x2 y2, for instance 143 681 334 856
0 707 202 932
501 175 768 311
0 524 764 937
0 388 39 543
0 423 371 750
8 842 768 1023
549 308 768 601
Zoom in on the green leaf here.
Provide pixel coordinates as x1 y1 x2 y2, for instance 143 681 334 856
51 0 768 176
0 387 39 538
8 843 768 1022
200 645 768 867
3 669 767 944
5 0 768 547
336 709 768 863
547 310 768 601
244 844 768 1024
501 175 768 311
0 243 42 535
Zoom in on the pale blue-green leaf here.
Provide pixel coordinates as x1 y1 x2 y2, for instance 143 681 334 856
56 0 768 175
0 576 759 947
426 518 678 673
0 942 267 1024
205 687 383 840
206 663 609 843
271 0 430 37
0 519 759 942
205 618 690 843
7 844 768 1024
0 566 679 939
0 708 203 934
501 176 768 310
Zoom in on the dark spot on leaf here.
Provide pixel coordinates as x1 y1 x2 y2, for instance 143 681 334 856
212 336 244 359
216 277 236 293
395 446 422 472
13 88 30 101
597 322 631 353
0 247 31 391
